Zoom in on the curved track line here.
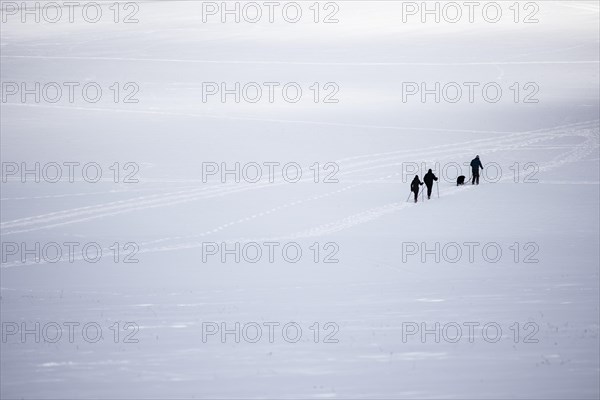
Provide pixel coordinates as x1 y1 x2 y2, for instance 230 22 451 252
3 122 597 268
2 121 597 235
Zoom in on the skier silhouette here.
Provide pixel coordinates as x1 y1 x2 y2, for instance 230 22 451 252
470 155 484 185
423 169 438 199
410 175 423 203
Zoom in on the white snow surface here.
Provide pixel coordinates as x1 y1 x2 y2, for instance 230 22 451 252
1 1 599 399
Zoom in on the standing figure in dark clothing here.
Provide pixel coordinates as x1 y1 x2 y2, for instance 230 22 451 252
470 155 484 185
410 175 423 203
423 169 438 199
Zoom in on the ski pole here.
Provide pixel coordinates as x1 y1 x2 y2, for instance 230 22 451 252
436 180 439 198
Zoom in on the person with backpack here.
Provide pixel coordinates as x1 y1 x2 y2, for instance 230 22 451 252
410 175 423 203
423 169 438 199
470 155 484 185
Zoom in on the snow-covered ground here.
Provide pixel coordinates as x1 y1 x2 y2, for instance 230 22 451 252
1 1 599 398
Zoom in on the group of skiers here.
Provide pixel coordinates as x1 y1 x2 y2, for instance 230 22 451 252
409 155 484 203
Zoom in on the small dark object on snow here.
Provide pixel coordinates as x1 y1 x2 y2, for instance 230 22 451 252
457 175 466 186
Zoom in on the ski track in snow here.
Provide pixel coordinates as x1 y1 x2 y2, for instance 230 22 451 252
2 102 517 134
2 120 598 268
2 55 599 66
0 185 208 201
2 119 596 233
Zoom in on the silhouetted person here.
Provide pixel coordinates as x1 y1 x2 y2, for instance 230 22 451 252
410 175 423 203
423 169 438 199
470 155 483 185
